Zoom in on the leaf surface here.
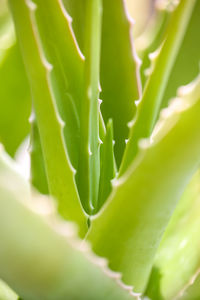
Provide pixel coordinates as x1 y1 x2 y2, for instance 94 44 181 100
75 0 102 213
88 75 200 293
0 149 140 300
0 280 18 300
145 170 200 299
100 0 141 166
8 0 87 234
30 117 49 195
120 0 197 175
97 119 116 211
0 2 31 156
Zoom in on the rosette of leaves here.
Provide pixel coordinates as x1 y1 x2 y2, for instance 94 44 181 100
0 0 200 299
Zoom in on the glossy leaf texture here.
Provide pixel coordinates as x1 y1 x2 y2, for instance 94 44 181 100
120 0 196 175
88 75 200 293
0 0 31 157
100 0 141 166
9 0 87 235
145 170 200 300
0 149 141 300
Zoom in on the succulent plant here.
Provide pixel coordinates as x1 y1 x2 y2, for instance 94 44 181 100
0 0 200 299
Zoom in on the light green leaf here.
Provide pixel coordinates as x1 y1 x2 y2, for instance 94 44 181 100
145 170 200 299
28 0 84 170
97 119 116 212
62 0 85 52
62 1 141 172
0 42 31 157
136 7 171 87
8 0 87 235
100 0 141 166
76 0 102 213
0 280 18 300
30 117 48 195
88 75 200 293
161 0 200 109
0 149 141 300
120 0 196 175
180 273 200 300
0 1 31 156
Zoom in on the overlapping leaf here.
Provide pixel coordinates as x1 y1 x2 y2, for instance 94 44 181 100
120 0 196 175
8 0 87 234
88 75 200 293
100 0 141 166
76 0 102 213
0 149 140 300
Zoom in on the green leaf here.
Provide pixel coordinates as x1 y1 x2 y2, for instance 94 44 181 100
120 0 197 176
28 0 84 170
0 1 31 156
180 273 200 300
62 2 141 173
76 0 102 213
0 280 18 300
100 0 141 166
145 170 200 299
136 7 171 87
62 0 85 53
30 117 48 195
8 0 87 235
161 0 200 109
97 119 116 212
0 43 31 157
88 75 200 293
0 149 140 300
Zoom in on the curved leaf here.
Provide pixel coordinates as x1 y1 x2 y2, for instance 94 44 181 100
146 170 200 299
88 75 200 293
100 0 141 166
0 149 141 300
8 0 87 234
120 0 196 175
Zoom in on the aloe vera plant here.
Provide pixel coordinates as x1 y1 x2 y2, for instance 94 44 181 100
0 0 200 299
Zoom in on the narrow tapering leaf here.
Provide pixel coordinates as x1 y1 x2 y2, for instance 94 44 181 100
97 119 116 211
62 0 85 52
100 0 141 166
8 0 87 234
76 0 102 213
162 0 200 109
120 0 196 175
28 0 84 170
30 116 48 195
